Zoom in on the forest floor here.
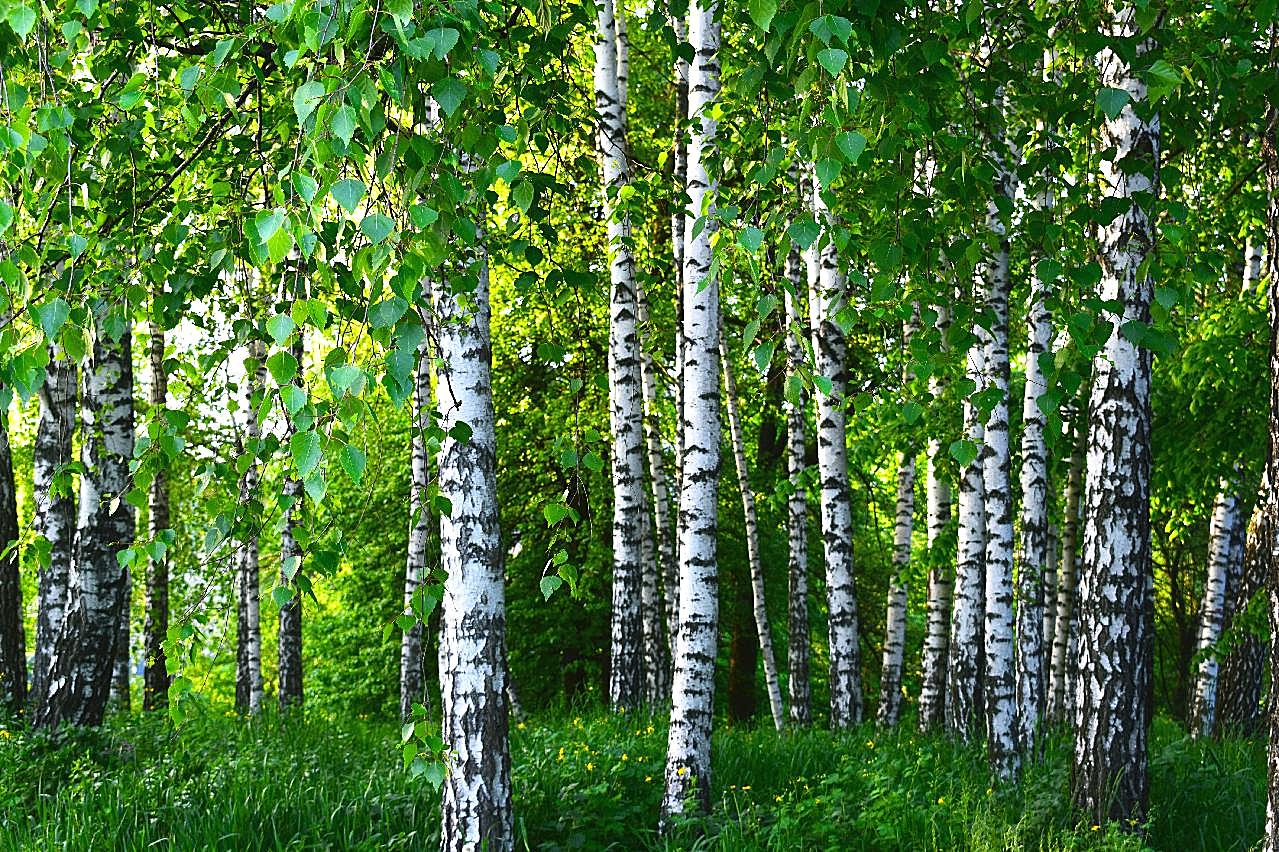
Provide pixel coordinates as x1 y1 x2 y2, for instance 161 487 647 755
0 707 1264 850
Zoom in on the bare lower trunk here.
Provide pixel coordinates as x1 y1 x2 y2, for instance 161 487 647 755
721 330 784 730
1261 91 1279 852
279 333 305 711
401 341 431 722
34 330 135 729
878 452 916 727
236 341 265 716
784 247 811 726
638 283 673 706
0 385 24 714
1072 9 1158 824
919 308 953 732
661 0 721 822
1049 413 1084 724
32 354 77 712
1219 493 1269 734
1191 486 1243 737
435 237 513 851
143 318 170 710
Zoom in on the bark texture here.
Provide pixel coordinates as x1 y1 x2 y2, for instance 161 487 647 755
1072 9 1158 824
919 307 953 732
878 452 916 728
0 383 24 715
1191 486 1243 738
1261 93 1279 852
143 318 170 710
1219 494 1269 734
278 333 305 711
32 354 77 711
1049 417 1084 725
235 340 265 716
435 240 513 852
34 330 135 729
662 0 721 821
784 246 811 726
401 341 431 722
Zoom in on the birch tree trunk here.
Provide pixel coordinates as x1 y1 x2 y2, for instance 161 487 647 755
32 353 77 711
595 0 647 711
1015 262 1053 753
668 12 690 618
1072 7 1158 823
919 307 953 732
947 323 987 741
809 175 863 730
661 0 721 821
638 281 673 705
111 582 131 709
34 330 135 729
1049 411 1084 724
143 316 170 710
278 332 305 711
235 340 265 716
1191 486 1242 738
0 386 24 715
878 451 916 728
1260 93 1279 852
784 246 811 726
434 236 513 852
1219 491 1268 734
720 329 784 730
401 340 431 722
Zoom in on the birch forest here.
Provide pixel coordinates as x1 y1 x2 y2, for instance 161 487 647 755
2 0 1279 849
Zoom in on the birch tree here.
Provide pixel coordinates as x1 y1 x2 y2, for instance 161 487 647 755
1049 415 1084 724
721 329 784 731
34 329 136 729
662 0 721 820
401 341 431 722
279 331 305 710
434 238 513 852
32 355 77 710
143 313 170 710
919 307 953 732
235 340 266 716
878 451 916 728
1260 91 1279 852
1191 485 1243 737
1072 5 1159 823
784 245 811 726
0 388 23 715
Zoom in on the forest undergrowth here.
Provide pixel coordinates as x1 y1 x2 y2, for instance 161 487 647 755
0 708 1263 851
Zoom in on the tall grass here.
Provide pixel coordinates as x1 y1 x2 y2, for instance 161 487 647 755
0 708 1264 850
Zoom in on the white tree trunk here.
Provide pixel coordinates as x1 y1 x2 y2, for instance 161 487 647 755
236 340 266 716
278 333 305 710
1015 261 1053 754
401 340 431 722
661 0 720 821
34 330 135 728
1049 414 1084 725
32 352 77 710
809 173 863 729
784 245 812 727
919 307 953 732
1191 485 1242 738
435 240 513 851
1072 6 1158 823
878 451 916 727
595 0 647 710
947 324 986 741
720 330 784 730
668 12 690 618
143 316 170 711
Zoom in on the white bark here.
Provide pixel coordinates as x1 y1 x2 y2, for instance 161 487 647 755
1015 258 1053 754
784 246 811 726
662 0 720 822
435 238 513 851
236 341 265 716
878 451 916 728
402 340 431 722
595 0 646 710
809 173 863 729
1072 6 1158 823
1049 415 1084 724
1191 485 1242 738
919 307 953 732
720 330 784 730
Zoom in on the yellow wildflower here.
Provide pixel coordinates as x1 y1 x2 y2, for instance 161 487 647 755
586 762 594 772
742 785 751 791
516 722 526 731
937 797 945 805
621 753 628 761
677 767 687 777
645 775 653 782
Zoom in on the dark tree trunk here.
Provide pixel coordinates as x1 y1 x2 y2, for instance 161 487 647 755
278 335 305 711
143 316 170 710
0 388 25 715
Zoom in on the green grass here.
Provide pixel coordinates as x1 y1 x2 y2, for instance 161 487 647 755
0 708 1264 850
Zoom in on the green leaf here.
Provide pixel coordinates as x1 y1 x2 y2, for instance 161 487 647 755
330 105 357 145
410 204 439 228
949 439 979 467
748 0 777 31
32 298 70 341
787 217 820 250
255 209 286 242
340 445 367 484
428 27 460 59
540 575 563 600
281 384 307 415
432 78 467 117
738 227 765 252
266 351 299 385
835 131 867 164
369 296 408 328
511 181 534 212
293 80 325 125
267 314 296 345
815 158 842 188
1096 86 1131 120
304 471 327 504
360 214 395 244
290 430 322 477
386 0 412 26
6 6 36 41
68 234 88 259
331 178 366 213
292 173 319 203
272 586 295 608
753 341 775 373
543 503 570 526
328 364 362 396
817 47 848 76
